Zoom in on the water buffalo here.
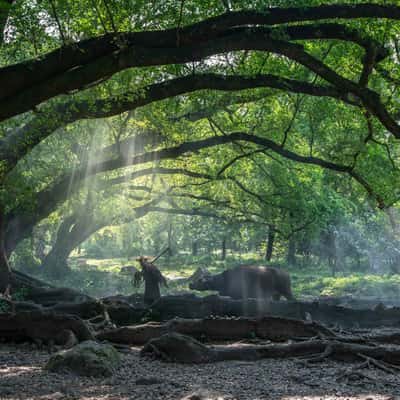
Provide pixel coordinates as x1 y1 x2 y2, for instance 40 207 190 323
189 265 294 301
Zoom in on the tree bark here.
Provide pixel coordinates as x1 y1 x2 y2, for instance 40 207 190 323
265 225 275 262
221 237 226 260
287 237 296 266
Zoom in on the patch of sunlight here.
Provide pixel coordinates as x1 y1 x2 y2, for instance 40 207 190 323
0 365 40 377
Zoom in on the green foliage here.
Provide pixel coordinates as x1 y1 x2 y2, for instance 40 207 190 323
25 251 400 301
11 240 41 272
295 273 400 298
2 0 400 300
84 229 122 259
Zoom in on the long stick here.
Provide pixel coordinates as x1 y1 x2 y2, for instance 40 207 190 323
151 247 170 264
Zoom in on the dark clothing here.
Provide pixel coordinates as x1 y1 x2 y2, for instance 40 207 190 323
137 257 167 306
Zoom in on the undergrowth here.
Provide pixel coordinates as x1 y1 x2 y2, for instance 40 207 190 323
18 253 400 299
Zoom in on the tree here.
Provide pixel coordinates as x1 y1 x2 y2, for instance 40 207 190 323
2 2 400 288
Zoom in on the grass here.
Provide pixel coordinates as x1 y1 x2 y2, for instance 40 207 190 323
21 253 400 299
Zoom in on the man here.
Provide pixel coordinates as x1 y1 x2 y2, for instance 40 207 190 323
135 256 168 306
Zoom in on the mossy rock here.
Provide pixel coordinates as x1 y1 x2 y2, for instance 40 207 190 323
45 340 120 377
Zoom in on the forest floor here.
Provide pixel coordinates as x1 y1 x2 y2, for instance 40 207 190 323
0 343 399 400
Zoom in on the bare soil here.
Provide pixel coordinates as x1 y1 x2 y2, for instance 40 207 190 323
0 344 399 400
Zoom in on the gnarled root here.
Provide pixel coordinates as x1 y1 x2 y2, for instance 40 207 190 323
141 333 400 365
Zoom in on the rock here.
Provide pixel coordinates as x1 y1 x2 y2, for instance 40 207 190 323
45 340 120 377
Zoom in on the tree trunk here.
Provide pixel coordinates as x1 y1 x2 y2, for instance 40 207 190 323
192 240 198 256
41 213 101 279
167 222 173 257
287 237 296 266
265 225 275 262
41 215 76 278
41 244 73 279
0 208 11 292
221 237 226 260
33 233 46 262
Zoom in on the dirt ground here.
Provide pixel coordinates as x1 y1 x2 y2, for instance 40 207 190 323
0 344 399 400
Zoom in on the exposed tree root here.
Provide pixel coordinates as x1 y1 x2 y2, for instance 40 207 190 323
141 333 400 365
0 299 107 322
356 353 400 374
299 343 334 363
101 293 400 328
336 367 376 385
86 307 116 332
97 316 335 345
0 311 94 346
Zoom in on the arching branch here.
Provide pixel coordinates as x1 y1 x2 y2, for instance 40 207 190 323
0 15 393 121
1 73 351 171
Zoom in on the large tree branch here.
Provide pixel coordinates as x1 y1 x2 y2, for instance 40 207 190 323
1 73 352 170
171 91 272 123
42 192 169 269
103 167 214 188
39 131 386 214
55 131 385 209
0 18 391 121
4 166 216 254
2 3 398 100
142 206 264 226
